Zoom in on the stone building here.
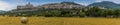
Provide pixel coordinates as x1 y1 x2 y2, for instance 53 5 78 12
12 2 37 12
39 2 85 9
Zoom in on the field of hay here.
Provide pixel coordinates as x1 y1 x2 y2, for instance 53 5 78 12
0 16 120 25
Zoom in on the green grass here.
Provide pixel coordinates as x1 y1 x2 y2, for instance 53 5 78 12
0 16 120 25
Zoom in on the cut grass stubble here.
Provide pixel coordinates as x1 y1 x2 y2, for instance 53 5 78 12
0 17 120 25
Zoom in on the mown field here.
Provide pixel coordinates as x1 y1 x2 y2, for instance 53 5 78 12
0 16 120 25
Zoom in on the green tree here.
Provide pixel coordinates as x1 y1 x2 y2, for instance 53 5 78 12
78 12 86 17
87 6 102 17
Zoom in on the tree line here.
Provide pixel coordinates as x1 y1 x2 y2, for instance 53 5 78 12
1 6 120 18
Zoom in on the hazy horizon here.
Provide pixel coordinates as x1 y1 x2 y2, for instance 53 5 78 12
0 0 120 11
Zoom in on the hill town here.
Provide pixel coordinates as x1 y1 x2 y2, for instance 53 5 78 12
0 1 120 18
12 2 86 12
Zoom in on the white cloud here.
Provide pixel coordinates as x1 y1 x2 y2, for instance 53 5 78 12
78 3 89 6
95 0 120 4
0 0 28 11
0 0 15 11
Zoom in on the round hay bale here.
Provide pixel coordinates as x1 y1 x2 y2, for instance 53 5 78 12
21 17 28 24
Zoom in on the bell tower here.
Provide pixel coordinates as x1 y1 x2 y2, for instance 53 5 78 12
25 2 33 8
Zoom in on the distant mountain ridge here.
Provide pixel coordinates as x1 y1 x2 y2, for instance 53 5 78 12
0 10 5 12
0 10 6 14
88 1 120 9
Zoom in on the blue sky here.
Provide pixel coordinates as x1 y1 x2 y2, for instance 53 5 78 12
0 0 120 11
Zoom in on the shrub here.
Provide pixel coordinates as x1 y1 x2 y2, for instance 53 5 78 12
79 12 86 17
